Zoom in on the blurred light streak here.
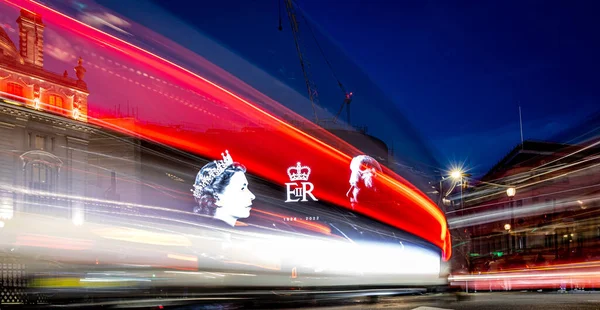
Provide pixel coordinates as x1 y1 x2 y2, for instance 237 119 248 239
449 262 600 290
464 158 600 204
89 114 449 253
1 137 191 198
532 139 600 172
478 144 600 190
80 277 151 283
451 271 600 281
449 194 600 228
5 210 445 286
16 234 93 250
0 183 197 216
1 189 342 249
447 183 600 215
167 253 198 262
164 271 256 277
222 260 281 271
93 227 192 246
5 0 349 162
516 154 600 185
2 0 449 258
514 161 600 190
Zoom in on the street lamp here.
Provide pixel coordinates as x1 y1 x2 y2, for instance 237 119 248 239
506 186 516 253
438 168 470 211
450 170 463 180
504 223 511 254
450 169 467 211
438 169 463 209
506 187 516 197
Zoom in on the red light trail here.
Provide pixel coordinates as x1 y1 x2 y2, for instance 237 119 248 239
4 0 450 259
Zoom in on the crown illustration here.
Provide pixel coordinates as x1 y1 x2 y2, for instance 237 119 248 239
287 162 311 181
191 150 233 198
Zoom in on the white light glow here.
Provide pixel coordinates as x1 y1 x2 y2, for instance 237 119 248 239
0 196 13 220
72 107 80 120
506 187 516 197
72 207 84 226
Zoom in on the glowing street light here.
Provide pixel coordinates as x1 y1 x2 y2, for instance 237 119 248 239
506 186 516 253
506 187 516 197
450 170 463 180
448 169 468 211
504 223 511 231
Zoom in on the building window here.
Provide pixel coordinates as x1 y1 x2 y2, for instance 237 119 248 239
24 161 58 215
29 162 54 191
35 136 46 150
21 151 63 217
6 82 24 102
48 95 64 114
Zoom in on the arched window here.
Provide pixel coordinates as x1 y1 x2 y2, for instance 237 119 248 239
6 82 24 103
20 151 63 217
48 94 64 114
28 161 55 192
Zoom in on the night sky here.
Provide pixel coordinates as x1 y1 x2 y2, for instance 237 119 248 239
296 0 600 175
80 0 600 176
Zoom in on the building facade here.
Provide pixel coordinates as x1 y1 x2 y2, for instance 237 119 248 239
0 9 89 223
0 9 150 226
453 140 600 273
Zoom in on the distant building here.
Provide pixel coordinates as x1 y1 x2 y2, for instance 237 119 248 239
453 140 600 272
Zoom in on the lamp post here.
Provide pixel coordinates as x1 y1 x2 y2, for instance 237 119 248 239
504 223 511 253
450 169 466 212
438 169 464 210
506 187 516 253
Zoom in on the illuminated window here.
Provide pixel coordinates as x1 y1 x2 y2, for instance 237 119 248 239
48 95 64 114
6 82 24 102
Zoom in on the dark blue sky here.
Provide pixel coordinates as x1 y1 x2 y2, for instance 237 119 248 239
295 0 600 174
97 0 599 176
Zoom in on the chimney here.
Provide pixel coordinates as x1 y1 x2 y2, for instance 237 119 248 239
17 9 44 68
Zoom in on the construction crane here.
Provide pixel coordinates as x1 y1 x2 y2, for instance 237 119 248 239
279 0 352 126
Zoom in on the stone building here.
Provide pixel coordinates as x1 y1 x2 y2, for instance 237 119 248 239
0 6 213 222
0 10 170 303
0 9 91 223
452 140 600 272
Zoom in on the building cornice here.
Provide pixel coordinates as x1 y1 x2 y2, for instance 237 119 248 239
0 61 88 94
0 101 98 133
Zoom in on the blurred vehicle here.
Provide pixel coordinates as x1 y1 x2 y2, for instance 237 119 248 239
0 1 451 305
